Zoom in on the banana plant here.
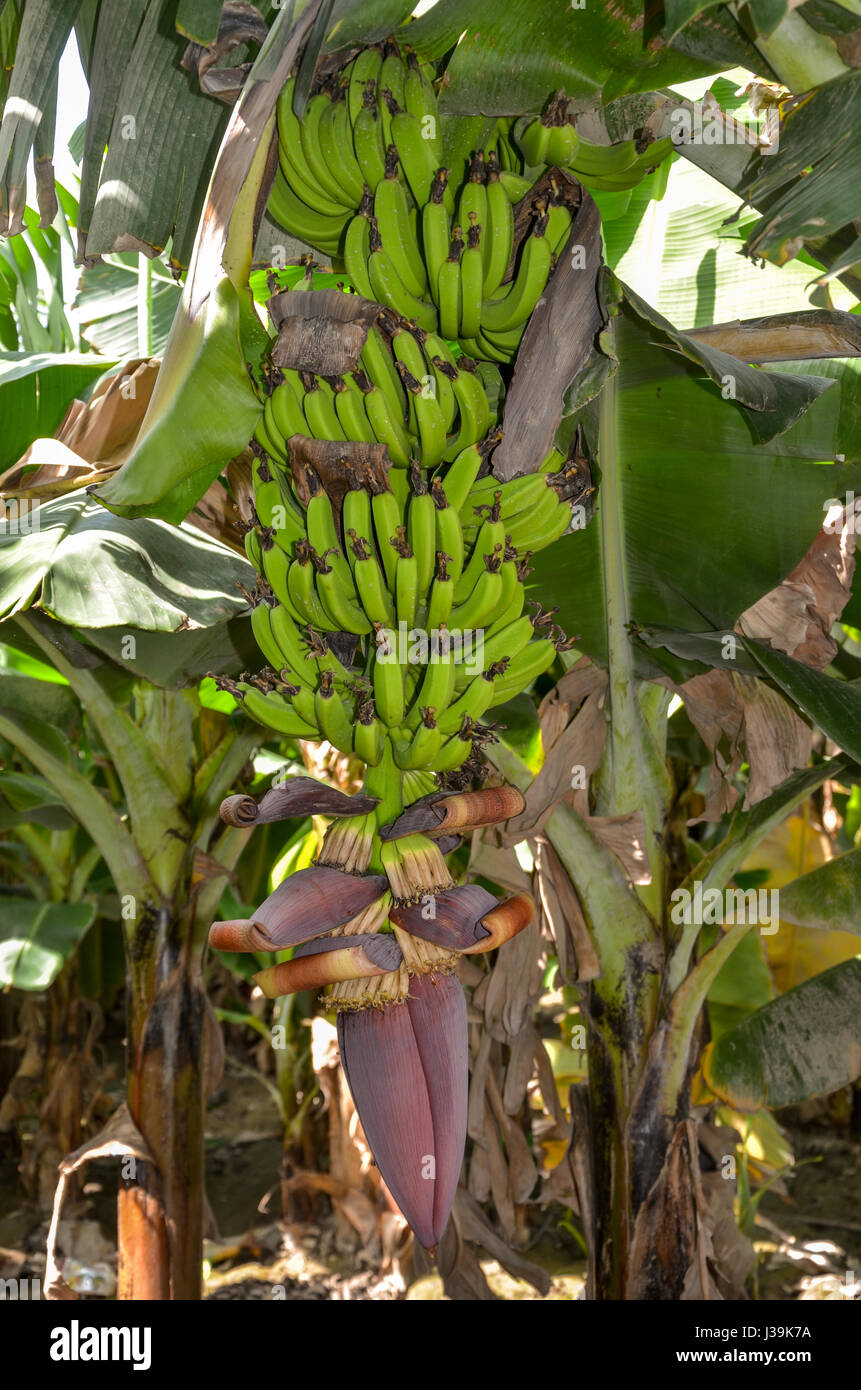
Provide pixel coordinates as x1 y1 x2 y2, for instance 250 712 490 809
0 496 266 1297
3 0 860 1297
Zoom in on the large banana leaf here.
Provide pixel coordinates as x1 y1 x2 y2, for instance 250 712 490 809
0 351 114 472
778 849 861 936
602 128 850 326
0 669 80 734
76 253 182 359
0 489 255 630
704 958 861 1110
403 0 765 110
530 279 860 678
0 897 96 990
739 71 861 269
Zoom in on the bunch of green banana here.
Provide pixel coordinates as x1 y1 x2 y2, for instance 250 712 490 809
254 314 500 473
240 424 577 772
271 39 445 260
514 91 675 193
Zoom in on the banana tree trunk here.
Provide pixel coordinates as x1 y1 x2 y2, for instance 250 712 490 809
121 903 205 1301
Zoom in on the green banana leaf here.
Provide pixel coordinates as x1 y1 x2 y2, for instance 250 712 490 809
403 0 764 110
0 897 97 990
176 0 224 45
0 705 153 902
740 71 861 268
743 636 861 765
778 849 861 936
602 122 847 325
0 351 115 472
704 958 861 1110
530 279 859 679
76 254 182 358
0 0 80 225
693 758 854 896
0 669 80 733
0 203 77 353
78 615 259 689
325 0 415 50
0 489 255 630
704 923 776 1044
0 770 77 830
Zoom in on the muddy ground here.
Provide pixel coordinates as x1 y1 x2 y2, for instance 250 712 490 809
1 1060 859 1301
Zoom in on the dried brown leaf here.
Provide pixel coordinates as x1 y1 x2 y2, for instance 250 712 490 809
535 839 600 981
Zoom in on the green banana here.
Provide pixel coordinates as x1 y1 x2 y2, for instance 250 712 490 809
433 726 474 771
368 222 437 332
391 110 452 211
238 684 319 738
406 464 436 596
490 638 557 703
437 226 464 342
369 478 403 589
343 203 376 300
269 375 308 443
372 627 406 726
431 477 466 587
393 527 419 629
407 650 457 730
353 89 387 190
333 375 376 443
499 171 532 202
375 153 428 297
457 152 487 239
449 558 504 628
439 441 485 512
438 672 496 734
299 94 353 207
422 169 451 297
287 541 339 630
483 151 514 297
268 171 349 255
347 50 382 126
343 479 374 565
315 670 355 752
348 529 395 625
480 209 551 333
359 322 404 420
403 49 442 161
393 708 442 770
353 699 386 766
568 135 637 177
443 355 491 461
270 603 315 684
426 553 454 630
250 601 287 673
357 370 413 468
459 216 484 339
320 94 366 207
396 361 446 468
301 372 346 441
